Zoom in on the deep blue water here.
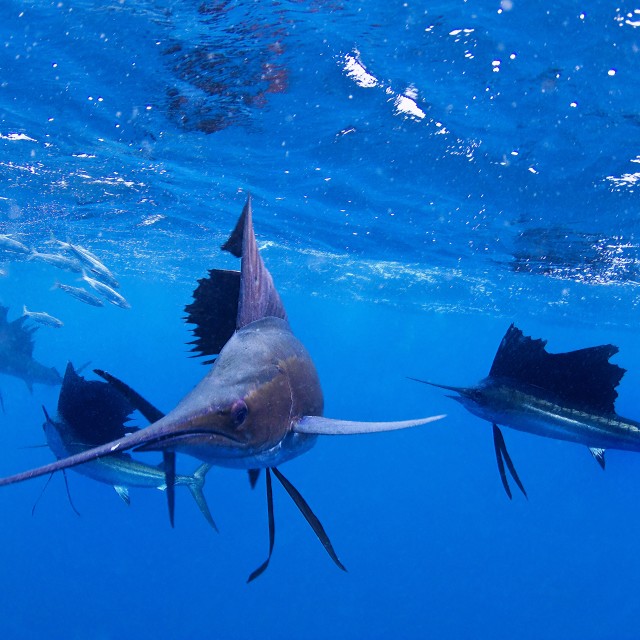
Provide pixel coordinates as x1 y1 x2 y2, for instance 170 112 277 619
1 1 640 638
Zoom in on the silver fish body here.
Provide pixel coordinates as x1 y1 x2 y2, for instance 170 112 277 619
43 415 215 526
51 234 119 288
0 234 30 254
456 379 640 452
53 282 104 307
83 274 130 309
22 305 63 329
29 251 82 273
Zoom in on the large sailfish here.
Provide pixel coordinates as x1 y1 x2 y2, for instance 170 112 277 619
413 324 640 499
0 196 444 580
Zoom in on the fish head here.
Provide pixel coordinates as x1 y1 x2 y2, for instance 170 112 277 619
41 406 71 459
444 379 508 423
411 377 492 420
135 316 324 464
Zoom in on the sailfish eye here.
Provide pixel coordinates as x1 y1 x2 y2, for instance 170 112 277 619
231 399 248 427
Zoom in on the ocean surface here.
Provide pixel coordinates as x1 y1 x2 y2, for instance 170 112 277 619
0 1 639 638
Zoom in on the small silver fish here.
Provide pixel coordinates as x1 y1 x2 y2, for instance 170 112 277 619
82 274 130 309
29 250 82 273
50 233 119 288
22 305 63 328
53 282 104 307
0 234 30 254
87 264 119 290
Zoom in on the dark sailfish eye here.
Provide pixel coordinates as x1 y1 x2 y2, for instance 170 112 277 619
231 399 248 427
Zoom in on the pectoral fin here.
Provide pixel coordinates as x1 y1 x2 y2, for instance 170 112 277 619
492 424 527 500
294 414 445 435
247 468 275 583
271 467 346 573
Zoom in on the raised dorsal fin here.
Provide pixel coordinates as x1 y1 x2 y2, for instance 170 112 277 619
223 194 287 329
184 195 287 361
58 363 135 445
184 269 240 363
489 324 625 414
0 308 37 358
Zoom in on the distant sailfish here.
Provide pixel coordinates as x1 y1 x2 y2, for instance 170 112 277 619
0 306 61 392
0 196 444 580
53 282 104 308
40 363 215 527
22 306 63 329
413 324 640 498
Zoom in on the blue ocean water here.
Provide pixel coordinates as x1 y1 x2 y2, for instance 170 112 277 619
1 1 640 638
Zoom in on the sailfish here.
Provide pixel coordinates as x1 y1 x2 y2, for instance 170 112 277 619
412 324 640 499
0 305 62 392
0 195 444 580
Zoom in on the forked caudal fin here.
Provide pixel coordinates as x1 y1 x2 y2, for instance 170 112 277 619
95 368 217 529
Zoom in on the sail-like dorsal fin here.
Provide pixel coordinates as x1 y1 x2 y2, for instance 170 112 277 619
489 324 625 414
58 363 135 445
184 196 286 359
222 194 287 329
0 309 37 358
184 269 240 362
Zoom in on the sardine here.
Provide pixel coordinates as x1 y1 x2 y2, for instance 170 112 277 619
22 305 63 329
29 251 82 273
82 274 130 309
50 233 119 288
53 282 104 307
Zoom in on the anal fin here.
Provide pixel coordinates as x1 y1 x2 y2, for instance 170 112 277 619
588 447 606 470
114 485 130 505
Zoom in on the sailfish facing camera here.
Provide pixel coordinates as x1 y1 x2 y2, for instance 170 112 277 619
0 195 444 580
413 324 640 498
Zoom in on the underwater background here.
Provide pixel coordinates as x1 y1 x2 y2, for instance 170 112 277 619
0 1 640 638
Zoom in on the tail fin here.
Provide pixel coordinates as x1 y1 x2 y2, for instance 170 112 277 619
46 231 63 247
186 463 217 531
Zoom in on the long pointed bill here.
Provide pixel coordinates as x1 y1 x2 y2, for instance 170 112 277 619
407 377 472 396
294 413 445 435
0 420 180 488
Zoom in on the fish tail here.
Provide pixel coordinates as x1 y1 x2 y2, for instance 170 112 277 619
187 463 217 531
22 304 28 316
